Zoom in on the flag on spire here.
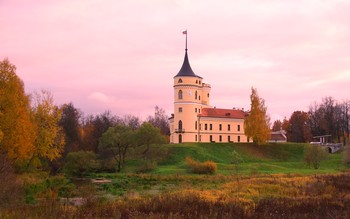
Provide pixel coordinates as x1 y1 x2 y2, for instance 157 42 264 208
182 30 187 34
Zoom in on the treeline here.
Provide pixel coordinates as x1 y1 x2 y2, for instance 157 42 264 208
0 58 169 174
272 97 350 144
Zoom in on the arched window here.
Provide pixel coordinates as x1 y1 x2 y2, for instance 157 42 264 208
195 91 198 99
178 78 183 83
178 90 183 99
178 120 183 131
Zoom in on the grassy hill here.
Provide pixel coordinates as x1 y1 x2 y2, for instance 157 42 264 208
148 142 344 175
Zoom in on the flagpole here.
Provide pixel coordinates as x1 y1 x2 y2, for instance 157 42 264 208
185 30 187 51
183 30 188 51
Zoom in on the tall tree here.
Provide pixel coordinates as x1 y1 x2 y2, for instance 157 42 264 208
0 58 35 163
147 106 170 136
99 125 135 172
244 87 270 145
59 103 82 154
287 111 312 142
30 90 65 168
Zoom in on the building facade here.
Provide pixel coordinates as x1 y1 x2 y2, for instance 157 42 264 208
169 48 249 143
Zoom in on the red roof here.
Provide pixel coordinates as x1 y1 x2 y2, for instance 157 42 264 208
198 108 248 119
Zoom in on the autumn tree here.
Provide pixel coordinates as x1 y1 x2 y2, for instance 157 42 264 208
287 111 312 143
244 87 270 145
272 120 282 131
29 90 65 168
80 111 118 153
0 58 35 163
98 125 136 172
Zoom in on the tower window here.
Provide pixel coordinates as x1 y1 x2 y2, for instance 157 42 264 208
205 124 208 130
196 80 198 84
219 124 222 131
178 90 183 99
238 136 241 142
238 125 241 132
199 96 201 100
195 121 197 130
207 93 209 98
210 124 212 130
228 124 231 131
178 120 183 130
195 91 198 100
219 135 222 142
179 107 182 112
178 78 183 83
195 108 197 113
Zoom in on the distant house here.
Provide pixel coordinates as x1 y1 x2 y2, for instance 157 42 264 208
269 130 287 143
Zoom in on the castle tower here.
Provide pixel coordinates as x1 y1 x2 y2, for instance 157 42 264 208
170 45 211 143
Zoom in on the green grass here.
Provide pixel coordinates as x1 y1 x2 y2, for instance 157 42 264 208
147 142 344 175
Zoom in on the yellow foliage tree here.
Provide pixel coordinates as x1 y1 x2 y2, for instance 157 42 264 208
244 87 271 145
0 58 35 162
30 90 65 168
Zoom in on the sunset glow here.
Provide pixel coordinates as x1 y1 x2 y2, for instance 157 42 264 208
1 0 350 121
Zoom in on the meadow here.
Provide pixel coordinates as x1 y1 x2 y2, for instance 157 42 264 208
2 142 350 218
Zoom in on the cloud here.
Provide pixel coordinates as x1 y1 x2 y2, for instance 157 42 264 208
88 92 115 104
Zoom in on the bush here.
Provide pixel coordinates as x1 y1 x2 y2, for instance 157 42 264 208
343 143 350 165
185 157 217 174
0 154 23 207
63 151 100 177
304 145 328 169
135 160 158 173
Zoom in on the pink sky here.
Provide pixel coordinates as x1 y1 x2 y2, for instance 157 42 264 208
1 0 350 122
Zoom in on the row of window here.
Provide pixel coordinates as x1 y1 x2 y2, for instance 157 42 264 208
177 120 241 133
193 135 241 143
195 122 241 132
178 78 202 84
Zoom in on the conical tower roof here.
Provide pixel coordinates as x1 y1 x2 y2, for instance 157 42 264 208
174 50 202 78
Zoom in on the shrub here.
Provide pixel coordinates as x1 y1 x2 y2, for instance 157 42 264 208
63 151 100 177
304 145 328 169
136 160 158 173
185 157 217 174
343 143 350 165
0 154 23 207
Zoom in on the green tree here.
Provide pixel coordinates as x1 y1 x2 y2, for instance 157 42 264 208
244 87 270 145
98 125 135 172
0 58 35 163
137 122 165 157
29 90 65 168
